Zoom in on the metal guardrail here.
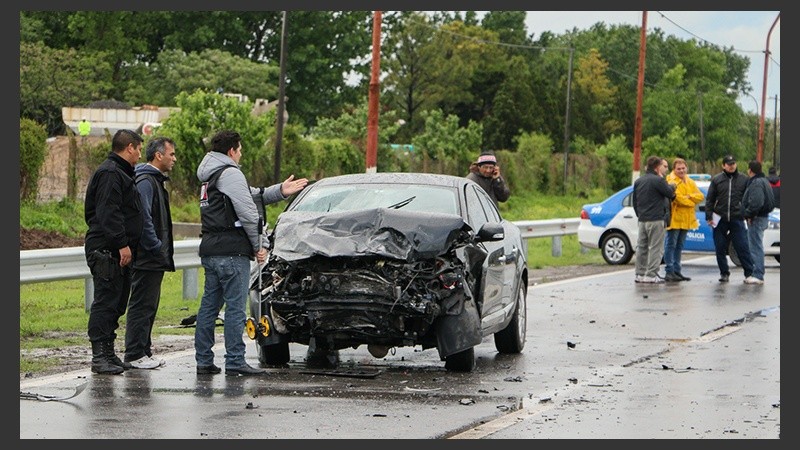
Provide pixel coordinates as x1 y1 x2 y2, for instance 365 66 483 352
20 239 203 312
20 219 581 311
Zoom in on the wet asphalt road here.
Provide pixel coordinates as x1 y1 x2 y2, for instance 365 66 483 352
20 256 780 439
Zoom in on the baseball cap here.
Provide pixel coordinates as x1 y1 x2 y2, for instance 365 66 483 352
722 155 736 165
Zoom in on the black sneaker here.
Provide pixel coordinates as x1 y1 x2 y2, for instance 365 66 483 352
225 364 266 376
197 364 222 375
664 272 682 282
718 273 730 282
677 273 691 281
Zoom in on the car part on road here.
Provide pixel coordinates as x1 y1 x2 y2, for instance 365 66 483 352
20 381 88 402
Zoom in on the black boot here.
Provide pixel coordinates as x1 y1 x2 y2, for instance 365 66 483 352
104 340 133 370
91 341 124 375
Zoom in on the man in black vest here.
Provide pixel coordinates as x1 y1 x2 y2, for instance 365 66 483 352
125 137 177 369
194 130 308 376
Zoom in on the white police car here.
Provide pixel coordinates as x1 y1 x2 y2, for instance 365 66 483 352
578 177 780 266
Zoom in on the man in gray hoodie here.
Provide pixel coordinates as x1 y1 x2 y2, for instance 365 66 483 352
195 130 307 376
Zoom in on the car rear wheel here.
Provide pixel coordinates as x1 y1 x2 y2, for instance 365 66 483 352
444 347 475 372
601 231 633 265
494 281 527 354
258 342 290 366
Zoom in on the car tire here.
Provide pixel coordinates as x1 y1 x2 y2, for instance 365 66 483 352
258 342 290 366
728 242 741 267
305 339 340 368
444 347 475 372
600 231 633 265
494 280 527 354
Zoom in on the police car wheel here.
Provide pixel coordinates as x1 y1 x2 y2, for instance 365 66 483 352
601 231 633 265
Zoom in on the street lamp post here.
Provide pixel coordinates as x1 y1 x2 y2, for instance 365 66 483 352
729 88 759 155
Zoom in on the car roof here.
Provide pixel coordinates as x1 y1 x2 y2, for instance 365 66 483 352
308 172 470 189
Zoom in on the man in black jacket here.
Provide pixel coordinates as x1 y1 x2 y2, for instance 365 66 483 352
84 129 144 375
124 137 177 369
632 156 676 283
705 155 754 283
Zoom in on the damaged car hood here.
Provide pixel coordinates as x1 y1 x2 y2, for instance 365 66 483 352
270 208 471 262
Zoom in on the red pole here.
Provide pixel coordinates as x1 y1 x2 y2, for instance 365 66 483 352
366 11 382 173
632 11 647 182
758 13 780 163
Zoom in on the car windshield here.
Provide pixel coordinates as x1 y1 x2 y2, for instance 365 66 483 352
292 183 459 215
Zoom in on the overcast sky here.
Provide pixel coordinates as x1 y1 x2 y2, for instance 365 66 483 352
521 11 780 115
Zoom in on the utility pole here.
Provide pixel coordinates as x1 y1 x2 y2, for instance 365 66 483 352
561 47 574 195
273 11 288 184
697 93 706 173
757 12 780 163
772 94 779 169
632 10 647 183
365 11 382 174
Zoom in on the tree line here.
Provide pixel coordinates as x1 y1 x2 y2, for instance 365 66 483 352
19 11 779 203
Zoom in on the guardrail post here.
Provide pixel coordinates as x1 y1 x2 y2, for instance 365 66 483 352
84 278 93 312
551 236 562 257
183 268 198 300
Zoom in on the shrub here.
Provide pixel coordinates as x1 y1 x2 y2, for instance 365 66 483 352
19 118 48 202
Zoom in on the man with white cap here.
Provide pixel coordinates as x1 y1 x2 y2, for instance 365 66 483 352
466 151 510 207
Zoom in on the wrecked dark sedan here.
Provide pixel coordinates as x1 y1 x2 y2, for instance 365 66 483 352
246 172 528 372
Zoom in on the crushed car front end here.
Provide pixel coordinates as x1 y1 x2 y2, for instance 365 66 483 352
252 208 482 354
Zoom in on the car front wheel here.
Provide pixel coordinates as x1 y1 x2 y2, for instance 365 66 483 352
601 231 633 265
444 347 475 372
494 280 527 354
258 342 290 366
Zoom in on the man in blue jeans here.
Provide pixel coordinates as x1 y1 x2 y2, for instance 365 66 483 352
705 155 754 283
195 130 307 376
741 160 775 285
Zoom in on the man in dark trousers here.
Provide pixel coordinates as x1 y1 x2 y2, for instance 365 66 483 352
84 129 144 374
632 156 675 283
767 167 780 208
741 160 775 285
124 137 177 369
705 155 754 283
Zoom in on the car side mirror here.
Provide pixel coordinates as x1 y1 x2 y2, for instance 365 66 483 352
476 222 504 242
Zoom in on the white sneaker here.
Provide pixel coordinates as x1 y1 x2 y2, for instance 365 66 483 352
744 276 764 285
640 276 665 284
130 355 162 369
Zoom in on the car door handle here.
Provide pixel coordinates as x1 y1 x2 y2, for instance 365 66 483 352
498 247 518 263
